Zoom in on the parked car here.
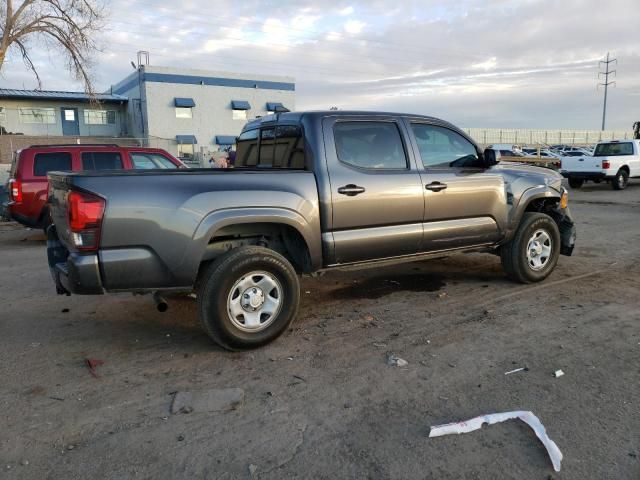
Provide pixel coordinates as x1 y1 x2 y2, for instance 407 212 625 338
5 144 184 231
560 140 640 190
46 111 576 350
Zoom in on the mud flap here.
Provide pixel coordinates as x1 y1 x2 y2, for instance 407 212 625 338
46 225 70 295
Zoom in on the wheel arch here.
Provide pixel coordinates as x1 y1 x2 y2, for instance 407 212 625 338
184 207 322 285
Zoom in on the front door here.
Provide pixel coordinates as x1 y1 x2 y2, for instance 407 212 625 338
406 121 506 251
322 116 424 264
61 108 79 136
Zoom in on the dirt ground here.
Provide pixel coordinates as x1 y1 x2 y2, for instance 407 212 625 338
1 181 639 480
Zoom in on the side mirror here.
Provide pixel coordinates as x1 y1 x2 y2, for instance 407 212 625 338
483 148 499 166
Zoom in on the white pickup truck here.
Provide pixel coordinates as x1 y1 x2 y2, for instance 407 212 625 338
560 140 640 190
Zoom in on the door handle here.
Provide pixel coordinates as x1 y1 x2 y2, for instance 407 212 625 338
338 184 366 196
425 182 447 192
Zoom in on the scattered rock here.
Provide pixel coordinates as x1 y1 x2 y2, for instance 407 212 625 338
171 388 244 414
177 435 185 442
66 444 75 451
61 308 69 313
437 292 448 298
386 353 408 367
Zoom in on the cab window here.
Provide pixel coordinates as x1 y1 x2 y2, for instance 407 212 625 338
411 124 481 169
333 121 407 169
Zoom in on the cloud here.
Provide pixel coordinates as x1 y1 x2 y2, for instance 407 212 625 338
344 19 366 34
338 6 355 15
1 0 638 130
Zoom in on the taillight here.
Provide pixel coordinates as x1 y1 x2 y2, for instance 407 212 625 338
602 160 610 169
9 179 22 203
68 191 105 251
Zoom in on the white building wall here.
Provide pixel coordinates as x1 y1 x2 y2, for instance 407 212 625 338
120 66 295 159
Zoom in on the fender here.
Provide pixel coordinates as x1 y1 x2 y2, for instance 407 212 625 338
175 207 323 284
504 186 561 241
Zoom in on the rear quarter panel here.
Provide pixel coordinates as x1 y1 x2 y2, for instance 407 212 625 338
67 170 321 289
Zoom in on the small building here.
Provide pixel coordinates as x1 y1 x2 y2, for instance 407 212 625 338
0 89 128 137
110 65 295 163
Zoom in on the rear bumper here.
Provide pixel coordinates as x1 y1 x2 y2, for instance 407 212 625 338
7 208 42 228
47 226 103 295
560 171 607 181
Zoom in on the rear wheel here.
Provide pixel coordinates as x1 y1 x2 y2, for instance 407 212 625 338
197 246 300 350
500 213 561 284
568 178 584 189
611 169 629 190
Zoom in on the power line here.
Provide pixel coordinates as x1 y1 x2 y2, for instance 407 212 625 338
598 52 617 131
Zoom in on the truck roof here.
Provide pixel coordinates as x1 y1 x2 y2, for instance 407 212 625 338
243 110 459 131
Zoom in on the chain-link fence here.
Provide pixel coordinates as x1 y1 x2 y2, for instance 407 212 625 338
463 128 634 147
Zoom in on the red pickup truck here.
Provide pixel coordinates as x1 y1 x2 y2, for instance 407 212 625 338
6 144 184 230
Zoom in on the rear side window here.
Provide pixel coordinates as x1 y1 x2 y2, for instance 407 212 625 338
333 122 407 169
33 152 72 177
81 151 123 171
411 124 480 169
130 153 178 169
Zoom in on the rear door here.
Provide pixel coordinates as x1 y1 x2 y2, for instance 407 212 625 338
406 121 505 251
322 116 424 264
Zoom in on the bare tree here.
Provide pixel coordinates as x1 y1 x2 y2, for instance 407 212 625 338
0 0 105 95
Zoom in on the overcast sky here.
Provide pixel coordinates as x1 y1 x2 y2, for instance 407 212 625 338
2 0 639 130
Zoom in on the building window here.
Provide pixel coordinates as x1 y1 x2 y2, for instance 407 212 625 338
177 143 194 159
176 107 192 119
19 107 55 124
84 109 116 125
232 109 247 121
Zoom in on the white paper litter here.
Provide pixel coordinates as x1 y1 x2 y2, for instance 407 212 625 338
554 369 565 378
504 367 527 375
429 410 563 472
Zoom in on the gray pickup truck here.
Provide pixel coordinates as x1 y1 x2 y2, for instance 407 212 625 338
47 111 576 350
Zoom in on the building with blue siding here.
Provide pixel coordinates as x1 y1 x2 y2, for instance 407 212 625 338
111 65 295 163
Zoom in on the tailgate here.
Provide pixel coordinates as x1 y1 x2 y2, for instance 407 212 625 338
560 156 603 173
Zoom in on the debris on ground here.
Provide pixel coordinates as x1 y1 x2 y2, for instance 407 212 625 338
437 292 448 298
554 370 565 378
61 308 69 313
386 353 408 367
249 464 258 476
429 410 563 472
505 367 529 375
171 388 245 414
84 358 105 378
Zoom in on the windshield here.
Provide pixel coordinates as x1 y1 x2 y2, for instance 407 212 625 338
594 142 634 157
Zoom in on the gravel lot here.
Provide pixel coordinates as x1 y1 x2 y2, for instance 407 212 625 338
1 181 639 479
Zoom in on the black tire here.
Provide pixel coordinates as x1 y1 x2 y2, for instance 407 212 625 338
197 246 300 350
568 178 584 189
500 212 561 284
611 169 629 190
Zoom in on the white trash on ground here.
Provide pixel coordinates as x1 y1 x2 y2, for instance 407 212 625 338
428 410 563 472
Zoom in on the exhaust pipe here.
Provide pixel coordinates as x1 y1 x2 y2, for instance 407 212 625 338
153 292 168 312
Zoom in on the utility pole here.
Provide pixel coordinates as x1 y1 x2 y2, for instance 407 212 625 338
598 52 617 131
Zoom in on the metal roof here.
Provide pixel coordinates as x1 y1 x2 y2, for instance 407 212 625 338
0 88 128 103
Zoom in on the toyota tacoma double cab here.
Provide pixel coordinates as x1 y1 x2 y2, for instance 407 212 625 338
46 111 576 350
560 140 640 190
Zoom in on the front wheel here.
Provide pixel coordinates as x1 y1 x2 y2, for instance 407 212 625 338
611 169 629 190
500 213 561 284
197 246 300 350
